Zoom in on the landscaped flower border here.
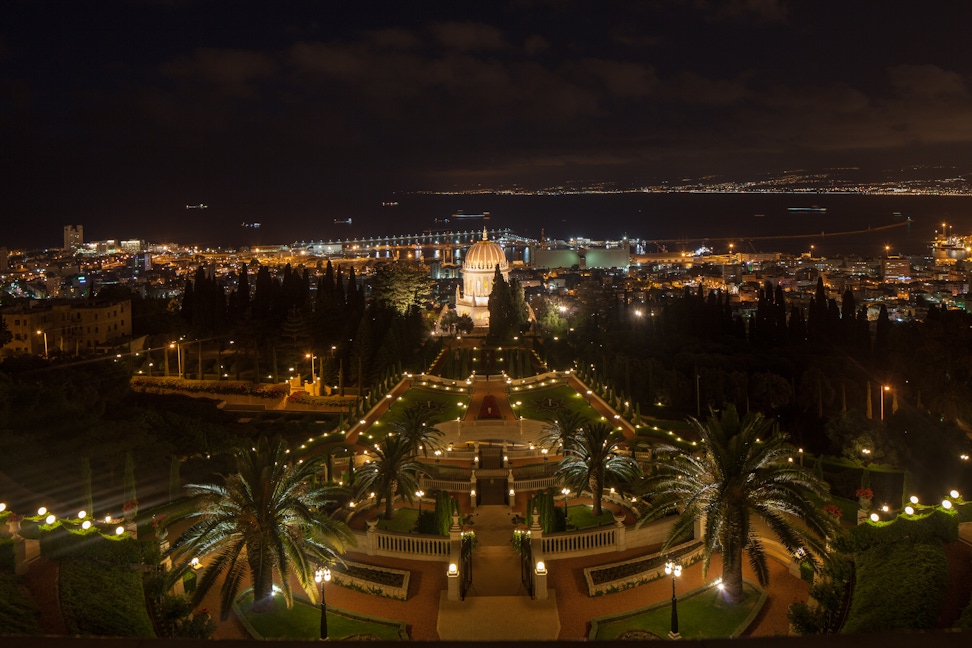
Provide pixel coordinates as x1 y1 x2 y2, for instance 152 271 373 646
131 376 289 398
286 392 357 407
583 539 704 597
331 559 411 600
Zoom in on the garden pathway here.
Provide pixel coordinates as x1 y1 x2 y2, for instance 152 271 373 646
464 379 517 423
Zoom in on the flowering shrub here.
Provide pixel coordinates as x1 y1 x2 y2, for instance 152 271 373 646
286 392 355 407
510 528 531 556
856 488 874 500
823 504 843 519
130 376 289 399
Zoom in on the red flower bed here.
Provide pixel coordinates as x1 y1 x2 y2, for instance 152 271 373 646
478 395 501 419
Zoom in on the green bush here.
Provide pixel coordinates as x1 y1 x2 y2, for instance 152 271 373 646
156 593 216 638
182 570 197 595
788 554 853 635
0 537 15 573
956 597 972 630
414 510 438 535
0 572 42 635
842 541 947 634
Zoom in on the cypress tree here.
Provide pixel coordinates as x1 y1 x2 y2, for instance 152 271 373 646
168 455 181 503
80 457 94 517
238 261 250 316
123 452 138 519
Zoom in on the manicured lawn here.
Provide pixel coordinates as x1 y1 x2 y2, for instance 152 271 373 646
591 582 763 640
371 387 469 439
633 423 700 450
509 385 601 423
566 504 616 529
376 507 419 533
236 592 407 640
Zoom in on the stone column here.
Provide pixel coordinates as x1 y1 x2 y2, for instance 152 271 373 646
614 510 627 552
447 512 462 601
530 513 547 600
366 518 379 555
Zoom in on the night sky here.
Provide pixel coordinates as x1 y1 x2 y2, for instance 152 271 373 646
4 1 972 247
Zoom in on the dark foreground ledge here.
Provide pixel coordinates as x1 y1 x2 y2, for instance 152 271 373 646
1 633 971 647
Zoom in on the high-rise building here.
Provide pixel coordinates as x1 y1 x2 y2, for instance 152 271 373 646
63 225 83 251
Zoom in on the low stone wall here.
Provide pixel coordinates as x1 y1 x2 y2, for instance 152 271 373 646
331 558 411 601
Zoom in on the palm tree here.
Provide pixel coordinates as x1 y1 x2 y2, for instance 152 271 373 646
355 435 425 520
541 408 589 455
641 407 836 604
390 403 442 457
165 436 354 619
557 421 640 517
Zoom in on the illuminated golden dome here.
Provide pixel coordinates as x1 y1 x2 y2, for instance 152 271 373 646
463 228 509 272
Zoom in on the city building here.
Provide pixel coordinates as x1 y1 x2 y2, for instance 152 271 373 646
0 299 132 356
63 225 83 251
454 228 509 326
882 256 912 282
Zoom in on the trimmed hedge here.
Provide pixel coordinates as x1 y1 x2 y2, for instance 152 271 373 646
60 557 156 637
842 541 947 634
848 507 957 552
40 523 158 638
38 522 152 564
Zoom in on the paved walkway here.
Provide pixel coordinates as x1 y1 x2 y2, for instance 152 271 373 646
437 590 561 640
437 506 561 640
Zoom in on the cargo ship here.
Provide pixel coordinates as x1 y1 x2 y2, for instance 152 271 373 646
787 206 827 213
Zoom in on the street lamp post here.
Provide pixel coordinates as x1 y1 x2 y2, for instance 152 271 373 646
664 557 682 639
169 342 183 378
306 353 317 394
880 385 890 420
35 330 48 358
314 566 331 640
561 488 570 521
416 490 425 516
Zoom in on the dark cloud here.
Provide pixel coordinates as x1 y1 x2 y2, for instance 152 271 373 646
695 0 789 23
888 64 967 98
5 1 972 246
161 48 276 96
429 22 509 51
